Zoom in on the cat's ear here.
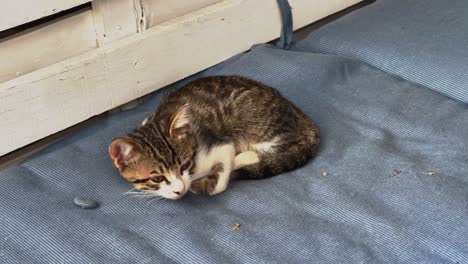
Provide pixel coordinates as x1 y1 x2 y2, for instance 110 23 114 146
169 104 192 140
109 138 142 171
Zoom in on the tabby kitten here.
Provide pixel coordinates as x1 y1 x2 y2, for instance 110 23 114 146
109 76 319 200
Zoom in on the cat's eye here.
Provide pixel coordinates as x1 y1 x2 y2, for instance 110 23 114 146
180 162 191 173
151 176 166 183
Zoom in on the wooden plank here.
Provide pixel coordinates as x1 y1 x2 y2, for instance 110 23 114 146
141 0 223 27
0 0 362 156
0 10 97 83
0 0 90 31
91 0 140 45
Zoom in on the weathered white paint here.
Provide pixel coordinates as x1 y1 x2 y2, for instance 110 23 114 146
0 0 90 31
0 0 362 156
0 10 97 83
141 0 222 27
91 0 141 45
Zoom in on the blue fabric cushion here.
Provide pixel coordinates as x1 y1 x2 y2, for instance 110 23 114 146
0 45 467 263
295 0 468 104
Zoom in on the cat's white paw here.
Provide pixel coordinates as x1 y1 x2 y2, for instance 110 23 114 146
234 151 260 170
209 184 227 195
190 174 222 195
210 172 230 195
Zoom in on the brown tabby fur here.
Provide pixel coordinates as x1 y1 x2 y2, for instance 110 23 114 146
109 76 319 198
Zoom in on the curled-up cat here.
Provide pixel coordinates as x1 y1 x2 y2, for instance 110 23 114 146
109 76 319 200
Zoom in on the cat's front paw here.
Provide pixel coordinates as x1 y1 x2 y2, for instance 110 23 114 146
190 174 219 195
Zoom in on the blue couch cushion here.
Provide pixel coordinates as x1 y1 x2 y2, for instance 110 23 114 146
295 0 468 104
1 44 467 263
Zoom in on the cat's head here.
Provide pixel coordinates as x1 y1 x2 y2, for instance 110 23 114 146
109 105 196 200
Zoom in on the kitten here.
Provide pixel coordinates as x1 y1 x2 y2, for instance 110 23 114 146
109 76 319 199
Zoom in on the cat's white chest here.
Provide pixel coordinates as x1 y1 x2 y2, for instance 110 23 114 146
193 144 236 180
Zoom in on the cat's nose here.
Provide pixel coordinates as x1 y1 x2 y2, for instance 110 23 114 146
173 184 186 196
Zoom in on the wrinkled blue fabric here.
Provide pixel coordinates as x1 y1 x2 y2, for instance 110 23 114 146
1 43 467 263
295 0 468 104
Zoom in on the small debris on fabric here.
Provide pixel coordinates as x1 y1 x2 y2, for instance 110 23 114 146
233 223 241 230
73 197 99 209
322 171 328 176
389 170 401 177
423 171 438 176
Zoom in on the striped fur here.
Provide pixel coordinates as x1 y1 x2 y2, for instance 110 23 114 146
109 76 319 199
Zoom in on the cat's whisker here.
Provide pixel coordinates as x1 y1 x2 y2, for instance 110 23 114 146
145 192 162 198
147 196 164 205
124 187 140 196
130 191 149 198
133 190 161 199
125 191 145 195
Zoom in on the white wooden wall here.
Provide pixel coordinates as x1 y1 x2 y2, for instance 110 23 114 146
0 0 363 156
0 0 91 31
